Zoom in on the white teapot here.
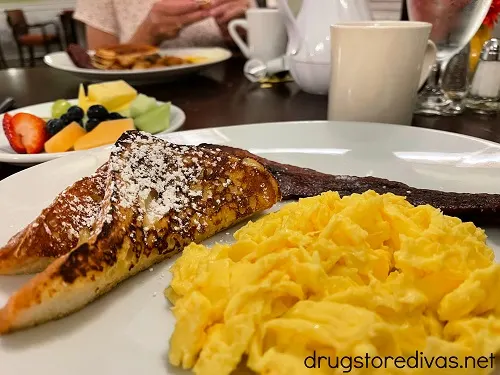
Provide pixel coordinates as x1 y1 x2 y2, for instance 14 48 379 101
277 0 372 95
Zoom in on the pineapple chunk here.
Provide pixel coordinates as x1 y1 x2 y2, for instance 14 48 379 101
110 99 134 113
78 84 98 113
87 80 137 111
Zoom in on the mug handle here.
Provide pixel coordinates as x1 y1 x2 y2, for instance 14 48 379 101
418 40 437 89
228 19 250 58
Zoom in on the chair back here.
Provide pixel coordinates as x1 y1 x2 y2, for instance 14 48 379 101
400 0 409 20
60 9 78 46
5 9 29 37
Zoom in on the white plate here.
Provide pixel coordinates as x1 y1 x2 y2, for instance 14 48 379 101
44 47 232 85
0 99 186 166
1 121 500 375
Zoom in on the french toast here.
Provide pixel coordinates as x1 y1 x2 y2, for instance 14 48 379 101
5 142 500 278
0 164 107 275
0 131 280 333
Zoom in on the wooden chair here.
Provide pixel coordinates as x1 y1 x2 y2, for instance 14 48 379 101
59 10 78 47
0 42 7 69
5 9 63 67
400 0 409 20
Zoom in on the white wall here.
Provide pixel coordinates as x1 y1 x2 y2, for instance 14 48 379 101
0 0 76 61
494 24 500 38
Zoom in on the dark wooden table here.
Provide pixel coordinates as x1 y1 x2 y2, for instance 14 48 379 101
0 56 499 180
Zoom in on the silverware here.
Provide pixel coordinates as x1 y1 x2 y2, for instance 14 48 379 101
243 56 288 82
0 97 15 114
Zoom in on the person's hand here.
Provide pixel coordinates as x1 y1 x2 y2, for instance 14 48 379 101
144 0 211 44
209 0 250 41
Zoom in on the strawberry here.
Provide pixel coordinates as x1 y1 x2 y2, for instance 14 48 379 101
4 113 48 154
2 113 26 154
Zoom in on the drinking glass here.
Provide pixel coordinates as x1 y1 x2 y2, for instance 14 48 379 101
406 0 492 115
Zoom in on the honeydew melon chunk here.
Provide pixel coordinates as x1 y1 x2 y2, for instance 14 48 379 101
118 108 132 118
134 103 171 134
130 94 158 118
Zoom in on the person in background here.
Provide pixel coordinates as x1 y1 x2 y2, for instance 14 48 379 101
74 0 252 50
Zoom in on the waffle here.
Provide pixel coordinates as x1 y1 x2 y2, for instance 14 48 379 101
92 44 160 70
64 43 200 70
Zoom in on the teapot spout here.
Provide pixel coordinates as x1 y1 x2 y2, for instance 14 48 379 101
277 0 301 55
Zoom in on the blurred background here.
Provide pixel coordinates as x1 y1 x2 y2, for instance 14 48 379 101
0 0 499 69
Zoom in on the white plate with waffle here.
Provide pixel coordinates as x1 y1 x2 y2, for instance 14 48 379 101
44 47 232 85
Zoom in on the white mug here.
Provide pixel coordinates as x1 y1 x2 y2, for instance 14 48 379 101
228 8 288 62
328 21 437 126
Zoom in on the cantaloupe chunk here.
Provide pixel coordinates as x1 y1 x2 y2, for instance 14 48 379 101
73 118 135 151
44 122 87 153
87 81 137 111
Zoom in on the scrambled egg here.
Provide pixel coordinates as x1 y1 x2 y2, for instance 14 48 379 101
165 191 500 375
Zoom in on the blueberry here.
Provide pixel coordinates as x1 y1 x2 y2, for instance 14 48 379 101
87 105 109 120
85 118 101 132
66 106 84 122
46 118 65 137
108 112 124 120
60 114 71 126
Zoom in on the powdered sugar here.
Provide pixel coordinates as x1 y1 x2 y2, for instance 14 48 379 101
49 166 108 243
63 193 99 229
43 222 52 236
15 165 108 261
109 132 233 227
